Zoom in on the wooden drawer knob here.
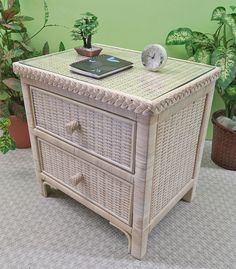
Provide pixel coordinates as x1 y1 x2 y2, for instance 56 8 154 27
65 120 81 135
70 173 84 186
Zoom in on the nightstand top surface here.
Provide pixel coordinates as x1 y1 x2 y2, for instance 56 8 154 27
14 44 220 115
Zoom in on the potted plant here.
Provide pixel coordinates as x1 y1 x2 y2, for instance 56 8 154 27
0 0 65 154
166 6 236 170
72 12 101 57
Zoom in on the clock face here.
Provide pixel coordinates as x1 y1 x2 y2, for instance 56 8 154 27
141 44 168 71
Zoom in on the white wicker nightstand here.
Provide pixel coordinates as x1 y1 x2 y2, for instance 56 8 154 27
14 44 220 259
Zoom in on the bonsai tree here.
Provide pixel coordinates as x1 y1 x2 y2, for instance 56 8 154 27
166 6 236 120
0 0 65 154
72 12 99 49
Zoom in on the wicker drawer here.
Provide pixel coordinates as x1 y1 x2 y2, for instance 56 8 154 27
38 139 133 225
31 87 136 172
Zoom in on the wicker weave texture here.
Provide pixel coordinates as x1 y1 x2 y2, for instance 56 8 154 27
150 96 206 220
20 46 213 101
32 87 135 172
39 140 133 224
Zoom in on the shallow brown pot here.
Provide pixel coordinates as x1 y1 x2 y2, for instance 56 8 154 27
8 115 31 149
74 46 102 57
211 110 236 170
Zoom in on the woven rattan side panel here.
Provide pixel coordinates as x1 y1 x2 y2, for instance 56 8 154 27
39 140 133 225
150 96 206 220
31 87 135 172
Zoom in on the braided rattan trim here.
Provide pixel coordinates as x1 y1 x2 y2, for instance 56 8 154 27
13 63 220 115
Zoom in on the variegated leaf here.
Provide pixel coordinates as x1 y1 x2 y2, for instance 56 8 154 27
194 48 212 64
185 43 194 57
211 46 236 90
211 6 226 21
223 14 236 41
166 28 192 45
224 85 236 101
192 31 214 47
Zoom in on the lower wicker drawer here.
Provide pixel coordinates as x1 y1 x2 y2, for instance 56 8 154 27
38 139 133 225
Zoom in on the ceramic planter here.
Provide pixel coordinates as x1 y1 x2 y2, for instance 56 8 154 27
74 46 102 57
211 110 236 170
8 115 31 149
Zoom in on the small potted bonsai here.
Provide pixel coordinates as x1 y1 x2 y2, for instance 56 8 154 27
72 12 102 57
166 6 236 170
0 0 65 153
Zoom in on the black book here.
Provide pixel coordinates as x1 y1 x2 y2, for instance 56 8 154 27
70 54 133 79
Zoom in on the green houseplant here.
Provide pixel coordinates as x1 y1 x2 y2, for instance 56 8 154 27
0 0 65 154
166 6 236 170
72 12 101 57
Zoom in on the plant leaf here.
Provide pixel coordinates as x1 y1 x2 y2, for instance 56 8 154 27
185 43 194 57
3 78 21 92
0 117 11 130
194 48 212 64
3 48 24 60
0 1 3 14
230 6 236 12
2 23 22 31
0 101 10 118
211 6 226 21
8 0 20 14
211 46 236 90
11 15 34 22
18 41 34 52
223 14 236 41
44 0 49 25
0 129 16 154
42 41 50 55
166 28 193 45
224 85 236 101
59 41 65 51
192 31 214 47
0 89 10 100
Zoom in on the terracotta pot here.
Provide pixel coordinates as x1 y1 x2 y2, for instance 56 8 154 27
74 46 102 57
8 115 31 149
211 110 236 170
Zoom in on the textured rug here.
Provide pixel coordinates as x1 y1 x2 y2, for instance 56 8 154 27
0 142 235 269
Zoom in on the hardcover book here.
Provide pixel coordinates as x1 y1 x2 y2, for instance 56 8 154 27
70 54 133 79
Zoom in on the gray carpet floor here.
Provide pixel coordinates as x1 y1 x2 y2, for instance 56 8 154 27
0 142 235 269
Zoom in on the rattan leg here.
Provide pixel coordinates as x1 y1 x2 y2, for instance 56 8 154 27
131 228 148 259
40 180 50 197
182 184 196 202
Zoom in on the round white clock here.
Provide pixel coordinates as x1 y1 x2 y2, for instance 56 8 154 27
141 44 168 71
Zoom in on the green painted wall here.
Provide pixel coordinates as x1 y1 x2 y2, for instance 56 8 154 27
21 0 233 139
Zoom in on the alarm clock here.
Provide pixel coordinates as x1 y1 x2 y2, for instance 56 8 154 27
141 44 168 71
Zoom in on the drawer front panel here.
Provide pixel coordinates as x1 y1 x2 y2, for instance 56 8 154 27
39 139 133 225
31 87 136 172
